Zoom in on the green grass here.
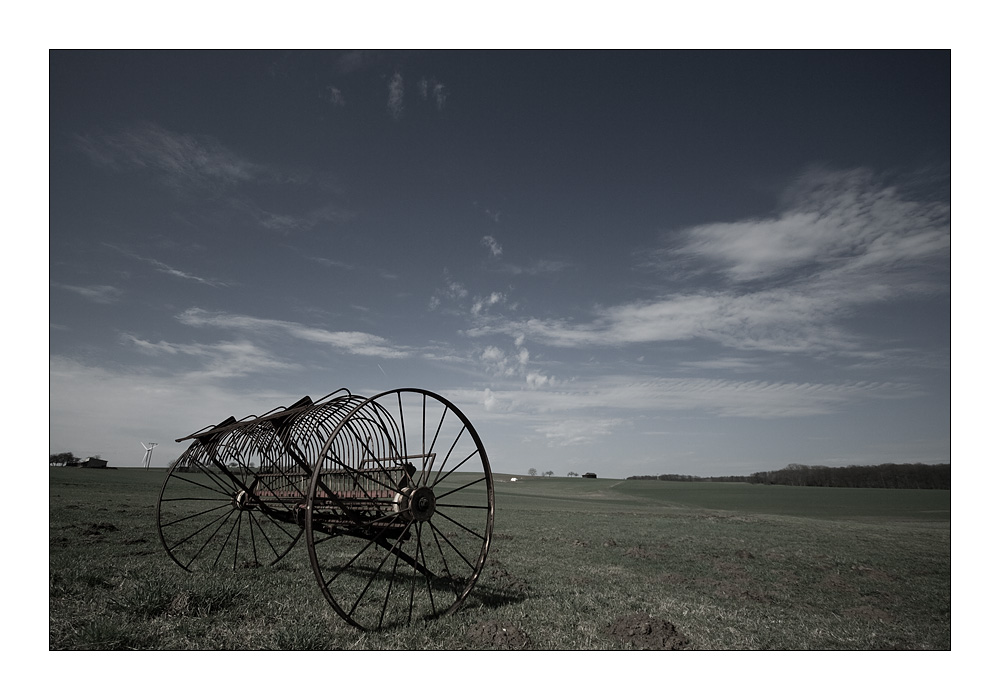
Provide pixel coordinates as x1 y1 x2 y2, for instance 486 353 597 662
49 468 950 650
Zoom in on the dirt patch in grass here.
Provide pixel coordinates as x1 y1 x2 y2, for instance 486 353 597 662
487 566 530 596
464 619 531 649
605 612 690 650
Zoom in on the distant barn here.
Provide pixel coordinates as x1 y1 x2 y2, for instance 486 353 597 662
81 457 109 469
582 472 597 479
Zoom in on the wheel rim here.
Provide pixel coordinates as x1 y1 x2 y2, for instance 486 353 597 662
156 435 304 572
305 388 494 630
156 393 368 572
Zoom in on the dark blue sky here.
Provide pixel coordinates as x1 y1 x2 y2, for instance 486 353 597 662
49 50 950 474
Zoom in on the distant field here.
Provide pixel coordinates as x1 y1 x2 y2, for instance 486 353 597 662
494 474 951 520
50 468 950 650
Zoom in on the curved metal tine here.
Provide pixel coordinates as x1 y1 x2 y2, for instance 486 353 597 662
314 425 380 506
170 444 239 496
314 387 352 404
203 437 255 497
331 418 407 500
250 425 307 515
355 402 409 486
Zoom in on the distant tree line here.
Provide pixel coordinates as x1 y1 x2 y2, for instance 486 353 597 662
628 463 950 489
50 452 80 466
627 473 750 483
748 463 950 489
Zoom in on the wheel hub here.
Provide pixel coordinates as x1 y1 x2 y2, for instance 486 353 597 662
233 489 254 511
395 485 436 522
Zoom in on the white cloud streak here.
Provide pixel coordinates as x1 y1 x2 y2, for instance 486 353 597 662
481 235 502 257
105 245 226 287
52 283 122 304
177 308 411 359
469 168 949 356
122 333 297 380
672 167 949 283
388 72 404 119
77 122 259 191
457 373 919 423
326 85 345 106
444 373 920 449
418 77 447 110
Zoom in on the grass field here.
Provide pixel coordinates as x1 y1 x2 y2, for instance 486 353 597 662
49 467 950 651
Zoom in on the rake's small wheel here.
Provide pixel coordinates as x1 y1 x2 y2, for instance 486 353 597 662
156 440 302 572
305 388 495 630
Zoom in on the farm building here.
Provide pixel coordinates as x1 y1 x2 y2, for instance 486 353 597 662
81 457 109 469
582 472 597 479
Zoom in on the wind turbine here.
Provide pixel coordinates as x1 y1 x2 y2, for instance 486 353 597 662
141 442 158 470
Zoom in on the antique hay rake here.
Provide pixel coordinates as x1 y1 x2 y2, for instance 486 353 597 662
155 388 495 631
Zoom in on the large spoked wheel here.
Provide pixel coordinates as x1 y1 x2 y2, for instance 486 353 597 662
305 388 494 630
156 440 303 572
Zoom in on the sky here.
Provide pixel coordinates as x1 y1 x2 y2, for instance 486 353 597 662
48 50 951 477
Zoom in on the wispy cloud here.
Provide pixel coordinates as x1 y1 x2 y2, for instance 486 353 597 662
326 85 345 106
480 343 530 378
104 244 226 287
468 168 949 356
122 333 297 380
433 83 448 111
418 77 448 110
52 283 122 304
178 308 411 359
668 167 949 284
500 259 572 276
77 122 260 192
429 274 469 311
309 256 398 280
234 200 355 234
387 72 404 119
443 373 921 449
481 235 503 257
455 374 920 422
471 291 509 316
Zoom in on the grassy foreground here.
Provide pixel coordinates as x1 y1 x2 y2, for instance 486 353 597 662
49 467 949 650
